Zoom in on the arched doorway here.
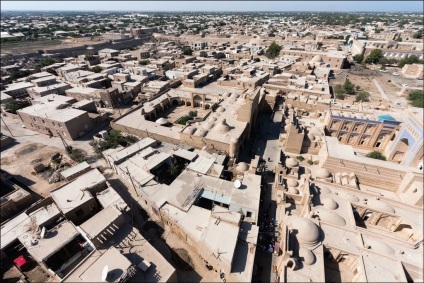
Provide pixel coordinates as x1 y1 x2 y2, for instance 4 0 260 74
172 99 179 106
204 104 210 110
391 138 409 163
186 101 191 107
193 95 203 108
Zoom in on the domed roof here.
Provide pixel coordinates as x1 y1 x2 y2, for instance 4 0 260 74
155 117 168 125
299 248 316 265
338 191 360 203
213 119 231 133
287 179 299 187
289 215 321 247
322 197 339 210
363 237 395 255
236 162 250 172
208 117 217 123
314 207 346 226
288 187 300 194
310 55 323 63
316 168 331 178
203 122 215 130
332 110 340 116
223 92 230 97
217 106 225 113
309 127 323 137
319 186 332 195
343 112 352 118
305 168 311 174
286 104 293 109
194 128 208 137
363 198 395 214
183 126 197 135
286 158 299 168
307 132 316 141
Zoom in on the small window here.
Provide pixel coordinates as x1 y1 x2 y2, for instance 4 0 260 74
42 119 45 124
246 211 252 218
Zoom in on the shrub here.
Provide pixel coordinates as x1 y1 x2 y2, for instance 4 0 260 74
355 91 370 102
296 156 305 161
307 160 314 165
353 54 364 63
4 100 31 114
366 151 386 161
90 66 102 73
407 90 424 108
336 93 346 100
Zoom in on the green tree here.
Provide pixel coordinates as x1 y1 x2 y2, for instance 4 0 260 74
353 54 364 63
395 36 402 42
398 55 423 68
344 34 351 45
366 151 387 161
334 84 345 95
89 130 138 157
9 70 31 80
355 91 370 102
254 58 260 62
343 78 355 95
200 51 208 57
182 47 193 55
407 90 424 108
139 60 149 65
265 41 281 59
4 100 30 114
365 49 383 64
412 30 423 39
90 66 102 73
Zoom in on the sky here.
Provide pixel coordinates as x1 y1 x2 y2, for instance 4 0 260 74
1 1 423 12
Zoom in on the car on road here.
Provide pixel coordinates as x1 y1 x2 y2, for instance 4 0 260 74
402 83 408 87
393 72 400 76
13 255 30 271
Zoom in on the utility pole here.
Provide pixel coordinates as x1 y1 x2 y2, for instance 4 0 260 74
56 131 70 153
126 166 140 197
1 115 13 137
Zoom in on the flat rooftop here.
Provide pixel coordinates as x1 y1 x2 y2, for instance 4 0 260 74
80 247 132 282
60 161 91 179
19 221 79 262
50 169 106 215
80 206 122 240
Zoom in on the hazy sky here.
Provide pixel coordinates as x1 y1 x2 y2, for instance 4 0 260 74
1 1 423 12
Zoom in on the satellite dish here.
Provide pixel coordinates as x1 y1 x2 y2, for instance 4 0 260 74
101 265 109 282
40 227 46 239
234 180 241 189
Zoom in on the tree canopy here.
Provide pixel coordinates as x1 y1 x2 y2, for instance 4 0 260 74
407 90 424 108
265 41 281 59
398 55 423 68
200 51 208 57
366 151 387 161
355 91 370 102
365 49 383 64
182 46 193 55
4 100 30 114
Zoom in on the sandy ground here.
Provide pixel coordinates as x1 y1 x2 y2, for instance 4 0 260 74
1 143 67 197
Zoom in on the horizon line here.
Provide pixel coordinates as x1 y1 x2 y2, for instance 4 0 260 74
1 9 421 12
